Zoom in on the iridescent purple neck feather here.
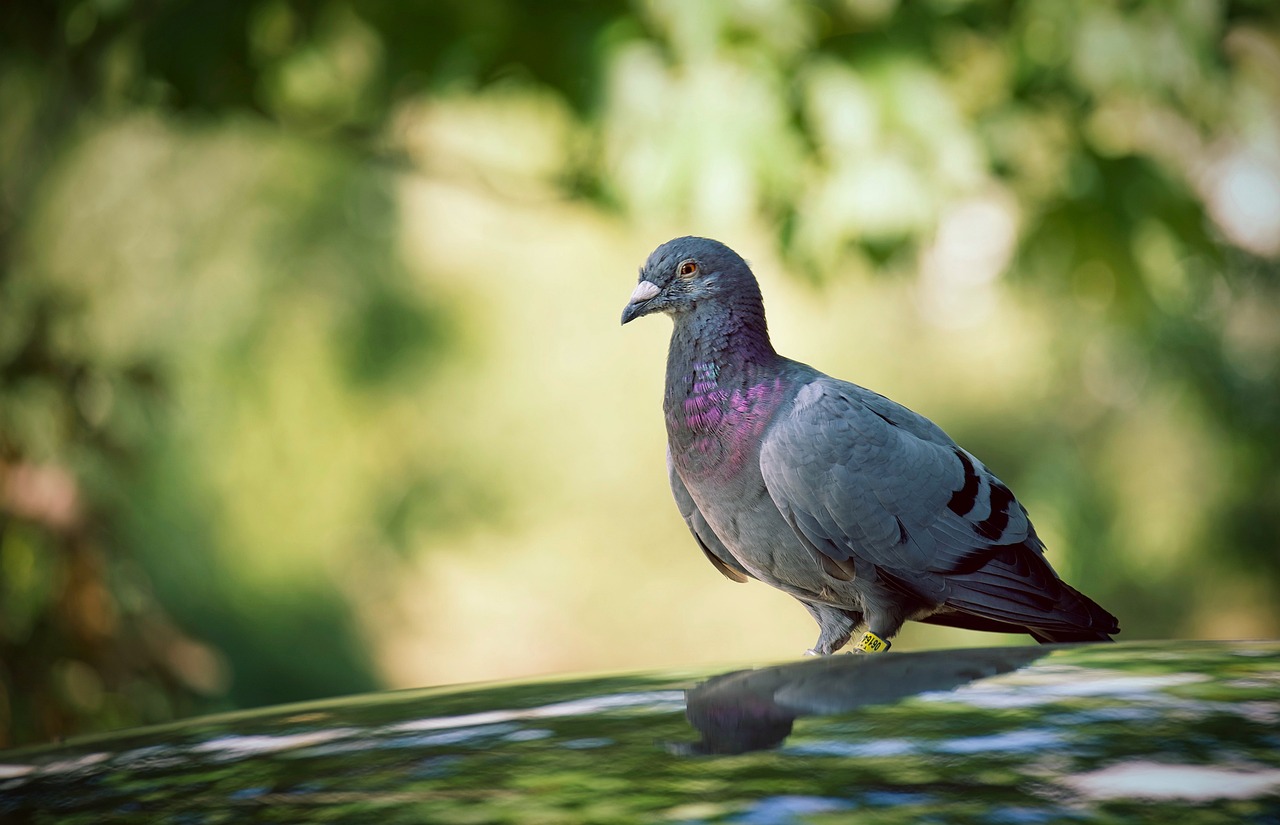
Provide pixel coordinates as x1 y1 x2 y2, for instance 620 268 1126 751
664 287 788 481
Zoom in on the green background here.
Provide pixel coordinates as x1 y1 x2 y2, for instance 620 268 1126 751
1 0 1277 747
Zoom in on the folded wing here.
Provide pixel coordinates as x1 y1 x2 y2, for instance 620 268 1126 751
759 378 1117 639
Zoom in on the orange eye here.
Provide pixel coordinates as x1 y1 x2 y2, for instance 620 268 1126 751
678 260 697 278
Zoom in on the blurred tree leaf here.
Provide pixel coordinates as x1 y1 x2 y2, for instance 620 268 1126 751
2 0 1277 749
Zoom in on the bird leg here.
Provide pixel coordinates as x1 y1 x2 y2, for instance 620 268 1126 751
851 611 905 653
801 602 862 656
851 630 892 653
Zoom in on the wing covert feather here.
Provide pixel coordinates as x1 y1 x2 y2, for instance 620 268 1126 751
759 378 1032 579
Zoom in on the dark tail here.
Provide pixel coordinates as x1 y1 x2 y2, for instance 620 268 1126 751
1027 627 1115 644
1025 580 1119 643
929 543 1120 644
921 608 1117 643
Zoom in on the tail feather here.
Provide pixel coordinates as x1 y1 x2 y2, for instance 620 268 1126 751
919 609 1115 643
1028 627 1115 643
937 542 1119 643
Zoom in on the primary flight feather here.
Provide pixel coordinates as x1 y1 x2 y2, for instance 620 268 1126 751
622 237 1118 654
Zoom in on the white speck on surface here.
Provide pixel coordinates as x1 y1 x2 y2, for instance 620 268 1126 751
928 669 1210 709
787 738 918 758
503 728 554 742
386 691 685 733
933 728 1064 755
1062 761 1280 801
0 764 34 779
35 752 112 776
191 729 359 760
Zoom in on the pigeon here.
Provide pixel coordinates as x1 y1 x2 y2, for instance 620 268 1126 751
621 237 1119 655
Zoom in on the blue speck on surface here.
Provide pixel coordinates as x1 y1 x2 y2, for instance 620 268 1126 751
788 738 918 758
933 728 1063 754
986 805 1079 824
561 738 612 750
734 795 854 824
411 755 462 778
861 790 933 806
228 785 270 800
504 728 554 742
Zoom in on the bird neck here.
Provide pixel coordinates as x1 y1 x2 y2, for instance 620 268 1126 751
663 302 781 441
666 297 776 378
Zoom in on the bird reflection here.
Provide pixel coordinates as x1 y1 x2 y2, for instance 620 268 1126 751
681 646 1048 755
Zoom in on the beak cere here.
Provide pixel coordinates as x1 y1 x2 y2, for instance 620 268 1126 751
621 280 662 325
628 280 661 304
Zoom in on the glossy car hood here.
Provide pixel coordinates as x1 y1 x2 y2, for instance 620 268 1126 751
2 640 1279 823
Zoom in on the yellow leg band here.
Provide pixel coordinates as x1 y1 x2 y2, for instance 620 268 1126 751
854 631 891 653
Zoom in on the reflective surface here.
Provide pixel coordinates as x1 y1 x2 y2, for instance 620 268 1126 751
2 641 1279 823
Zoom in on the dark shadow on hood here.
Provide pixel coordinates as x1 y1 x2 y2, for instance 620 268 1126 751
680 645 1050 755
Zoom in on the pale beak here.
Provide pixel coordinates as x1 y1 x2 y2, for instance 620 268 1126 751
621 280 661 325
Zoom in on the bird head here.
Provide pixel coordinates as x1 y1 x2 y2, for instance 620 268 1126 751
620 236 758 325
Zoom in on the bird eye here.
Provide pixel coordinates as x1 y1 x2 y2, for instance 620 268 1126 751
678 260 698 278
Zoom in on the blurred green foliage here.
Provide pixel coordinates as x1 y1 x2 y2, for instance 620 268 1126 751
1 0 1278 747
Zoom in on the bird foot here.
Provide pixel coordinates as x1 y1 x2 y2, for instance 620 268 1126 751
806 647 862 656
803 634 852 656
